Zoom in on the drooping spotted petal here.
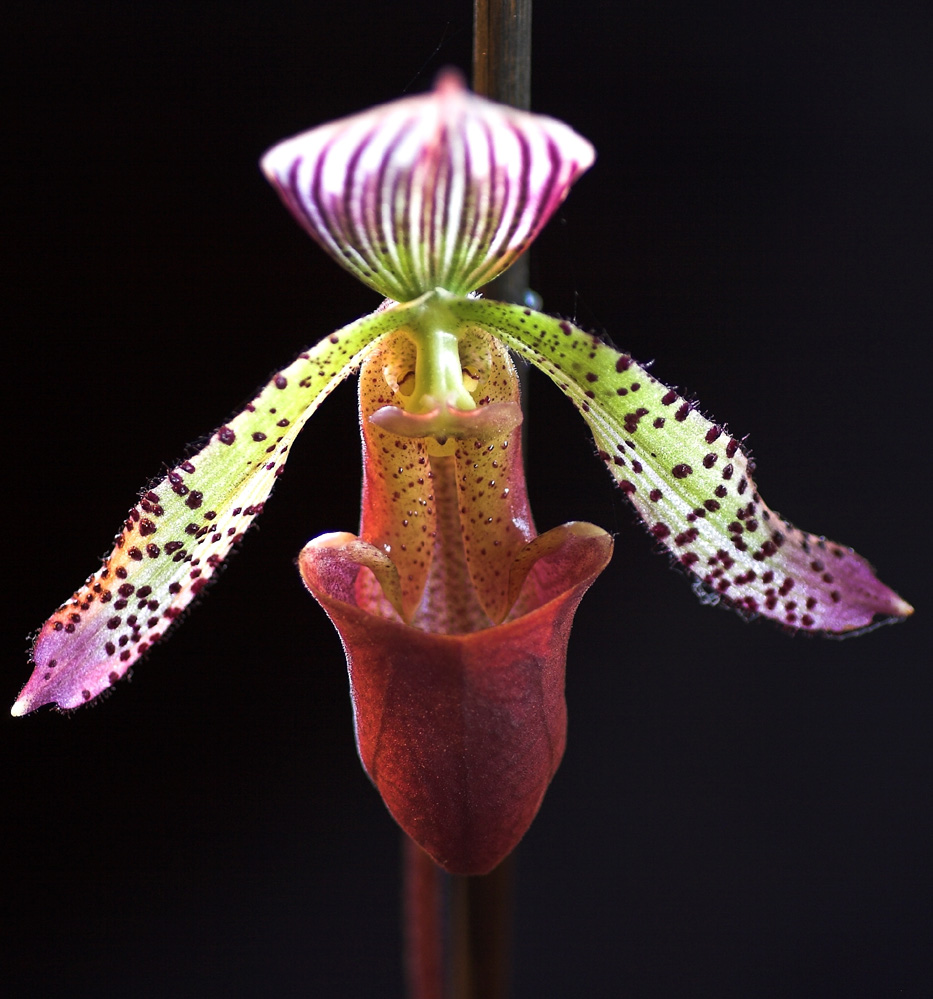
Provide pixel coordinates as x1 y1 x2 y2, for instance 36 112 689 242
261 71 594 303
449 295 913 633
13 305 413 715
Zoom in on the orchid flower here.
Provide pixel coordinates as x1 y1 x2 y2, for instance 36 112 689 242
14 71 911 875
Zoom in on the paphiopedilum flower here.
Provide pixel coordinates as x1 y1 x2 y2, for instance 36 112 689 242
14 72 911 874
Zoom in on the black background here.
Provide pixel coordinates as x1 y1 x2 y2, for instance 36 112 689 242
6 2 931 996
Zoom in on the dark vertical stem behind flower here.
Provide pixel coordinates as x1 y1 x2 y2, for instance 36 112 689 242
445 6 532 996
403 837 445 999
473 0 532 306
449 856 515 999
473 0 531 108
398 8 535 998
403 838 514 999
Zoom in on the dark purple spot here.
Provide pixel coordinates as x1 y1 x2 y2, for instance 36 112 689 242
672 463 692 479
675 528 699 546
661 390 677 406
274 374 288 389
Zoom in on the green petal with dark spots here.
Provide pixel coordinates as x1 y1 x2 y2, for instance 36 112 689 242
449 294 913 634
13 304 413 715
